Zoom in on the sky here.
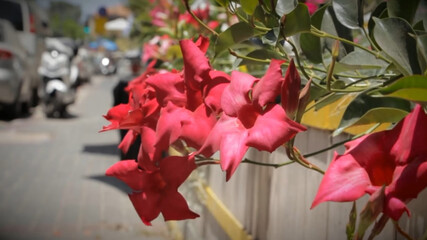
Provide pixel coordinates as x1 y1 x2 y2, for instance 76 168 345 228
35 0 128 22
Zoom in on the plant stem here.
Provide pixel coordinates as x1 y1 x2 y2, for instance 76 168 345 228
310 26 391 64
394 221 414 240
242 158 294 168
228 49 271 63
303 123 381 158
303 92 337 113
303 138 352 158
361 27 380 52
292 147 325 174
285 40 312 80
182 0 219 37
234 10 271 32
196 160 220 167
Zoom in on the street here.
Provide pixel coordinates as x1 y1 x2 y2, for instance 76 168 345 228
0 75 171 240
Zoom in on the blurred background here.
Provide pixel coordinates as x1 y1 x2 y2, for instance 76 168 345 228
0 0 174 239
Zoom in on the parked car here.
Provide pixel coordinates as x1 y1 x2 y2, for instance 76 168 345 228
0 0 48 107
0 19 33 117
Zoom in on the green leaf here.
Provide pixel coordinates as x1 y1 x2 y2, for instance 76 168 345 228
367 2 387 50
356 187 386 240
413 20 426 32
379 75 427 102
281 3 310 37
332 0 363 29
240 48 285 65
333 50 389 73
417 34 427 73
254 5 280 28
275 0 297 16
241 0 258 15
387 0 421 24
373 17 421 75
340 51 388 67
215 0 229 7
321 8 349 60
346 202 357 240
300 4 329 63
334 95 411 136
214 22 267 56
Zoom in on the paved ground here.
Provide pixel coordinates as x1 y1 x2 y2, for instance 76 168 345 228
0 75 172 240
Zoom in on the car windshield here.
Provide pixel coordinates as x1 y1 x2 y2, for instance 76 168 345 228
0 1 23 31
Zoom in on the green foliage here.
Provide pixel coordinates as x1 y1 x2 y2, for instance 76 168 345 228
373 17 421 75
49 1 84 39
281 3 311 37
300 4 329 63
215 22 267 56
379 75 427 102
334 95 411 135
332 0 364 29
387 0 421 24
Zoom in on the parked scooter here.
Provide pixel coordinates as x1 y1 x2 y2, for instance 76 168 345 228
38 38 78 118
99 54 116 75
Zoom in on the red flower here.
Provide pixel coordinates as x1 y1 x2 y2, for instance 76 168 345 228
155 102 216 151
199 60 306 180
106 155 199 225
311 105 427 220
145 71 187 108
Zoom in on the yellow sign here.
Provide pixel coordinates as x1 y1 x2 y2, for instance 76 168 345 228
94 15 107 35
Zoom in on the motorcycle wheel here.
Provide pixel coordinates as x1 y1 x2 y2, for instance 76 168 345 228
44 102 56 118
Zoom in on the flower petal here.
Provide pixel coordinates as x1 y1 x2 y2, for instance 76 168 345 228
391 104 427 165
311 152 371 208
129 192 161 226
101 104 132 132
390 158 427 202
384 196 410 221
246 104 306 152
160 155 196 188
281 59 301 118
118 130 138 154
252 59 285 108
221 71 258 117
194 35 210 53
220 127 249 181
204 70 230 115
181 104 217 149
105 160 145 190
155 102 191 150
145 72 187 107
160 190 199 221
180 38 211 90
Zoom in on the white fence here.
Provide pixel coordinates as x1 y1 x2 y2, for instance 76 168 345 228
177 127 427 240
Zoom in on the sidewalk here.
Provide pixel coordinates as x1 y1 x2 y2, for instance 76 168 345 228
0 75 172 240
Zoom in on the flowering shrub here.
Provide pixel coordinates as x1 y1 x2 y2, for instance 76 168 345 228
104 0 427 238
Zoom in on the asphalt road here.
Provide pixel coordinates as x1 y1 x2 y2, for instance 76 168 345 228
0 75 171 240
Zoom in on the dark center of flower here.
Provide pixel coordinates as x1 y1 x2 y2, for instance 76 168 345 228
238 105 259 129
367 157 395 186
150 171 168 191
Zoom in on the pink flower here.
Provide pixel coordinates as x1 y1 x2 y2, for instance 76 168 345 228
199 60 306 180
155 102 216 151
305 3 318 15
311 105 427 220
106 155 199 225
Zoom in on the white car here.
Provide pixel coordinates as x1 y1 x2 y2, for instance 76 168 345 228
0 19 32 117
0 0 48 109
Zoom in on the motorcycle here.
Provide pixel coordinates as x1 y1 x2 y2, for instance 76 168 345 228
98 54 116 75
38 38 78 118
